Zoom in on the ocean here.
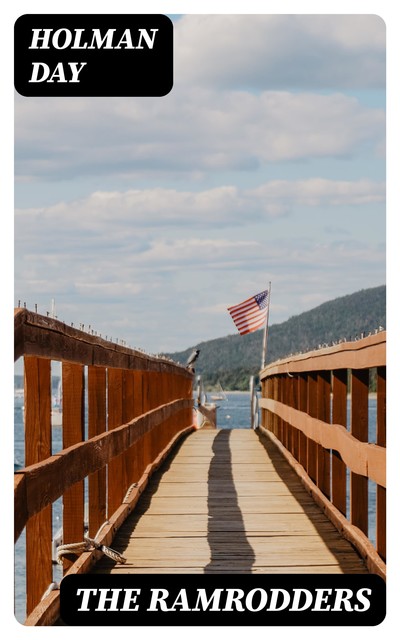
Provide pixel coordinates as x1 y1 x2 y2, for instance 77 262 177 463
14 391 379 623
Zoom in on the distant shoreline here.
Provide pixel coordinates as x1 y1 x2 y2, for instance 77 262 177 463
225 390 249 394
211 390 379 397
207 390 249 394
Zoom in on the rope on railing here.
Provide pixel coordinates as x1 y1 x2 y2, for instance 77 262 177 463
123 482 139 503
56 521 127 566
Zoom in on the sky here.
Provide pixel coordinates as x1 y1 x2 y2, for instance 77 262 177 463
13 12 387 355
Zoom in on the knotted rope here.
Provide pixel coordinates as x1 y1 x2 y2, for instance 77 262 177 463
123 482 138 503
56 521 127 566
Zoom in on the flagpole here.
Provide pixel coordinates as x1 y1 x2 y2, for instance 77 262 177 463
261 281 271 370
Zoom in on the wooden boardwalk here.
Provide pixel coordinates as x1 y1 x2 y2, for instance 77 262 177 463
92 428 368 575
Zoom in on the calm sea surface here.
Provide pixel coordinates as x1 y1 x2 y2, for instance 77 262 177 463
14 391 378 623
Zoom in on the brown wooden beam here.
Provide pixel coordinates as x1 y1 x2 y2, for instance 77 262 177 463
14 308 192 378
350 369 369 536
87 366 107 538
24 357 52 615
62 362 85 572
331 369 348 516
376 366 386 560
260 332 385 377
259 397 385 487
15 398 194 541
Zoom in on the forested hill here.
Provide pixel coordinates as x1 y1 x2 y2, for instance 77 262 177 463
164 285 386 391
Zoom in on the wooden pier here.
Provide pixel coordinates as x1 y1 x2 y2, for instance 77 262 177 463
14 308 386 625
92 428 368 576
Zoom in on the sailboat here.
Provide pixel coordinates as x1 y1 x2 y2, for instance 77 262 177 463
51 377 62 427
210 381 227 401
20 377 62 426
14 388 24 407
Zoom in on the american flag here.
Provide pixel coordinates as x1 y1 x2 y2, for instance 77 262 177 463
227 290 269 335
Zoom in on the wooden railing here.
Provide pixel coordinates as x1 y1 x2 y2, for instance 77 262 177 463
14 308 194 624
259 332 386 578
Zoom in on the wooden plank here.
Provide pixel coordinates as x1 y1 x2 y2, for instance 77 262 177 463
107 367 126 516
134 496 323 515
91 429 370 579
24 356 52 615
123 371 135 473
350 369 369 536
331 370 347 516
317 371 331 498
376 485 386 561
141 372 152 468
159 461 301 474
281 375 288 448
24 357 52 464
14 308 193 378
88 366 107 537
93 565 365 575
15 398 194 540
112 536 365 557
124 512 336 536
259 398 385 487
291 376 299 460
376 366 386 560
377 366 386 448
260 332 386 377
307 373 317 483
24 591 60 627
298 374 308 468
132 371 145 480
62 362 85 572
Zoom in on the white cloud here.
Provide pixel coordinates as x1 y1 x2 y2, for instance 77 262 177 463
251 178 385 207
12 13 386 353
175 15 385 90
14 178 385 245
15 89 384 181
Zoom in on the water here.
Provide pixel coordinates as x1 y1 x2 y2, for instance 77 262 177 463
212 391 253 429
14 391 379 623
14 404 64 624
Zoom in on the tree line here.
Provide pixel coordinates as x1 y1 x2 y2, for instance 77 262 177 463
165 285 386 391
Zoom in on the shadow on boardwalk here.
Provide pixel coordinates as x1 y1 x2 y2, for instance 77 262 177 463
204 430 256 573
91 428 368 575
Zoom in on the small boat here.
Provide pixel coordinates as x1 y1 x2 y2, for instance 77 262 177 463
21 405 63 426
51 378 62 426
14 388 24 407
51 407 63 427
210 381 227 401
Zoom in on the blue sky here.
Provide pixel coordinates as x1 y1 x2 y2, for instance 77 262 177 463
13 12 386 354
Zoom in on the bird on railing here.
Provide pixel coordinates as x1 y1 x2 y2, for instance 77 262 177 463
186 349 200 370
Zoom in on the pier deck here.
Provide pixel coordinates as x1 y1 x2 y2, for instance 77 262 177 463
92 428 368 575
15 311 385 624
